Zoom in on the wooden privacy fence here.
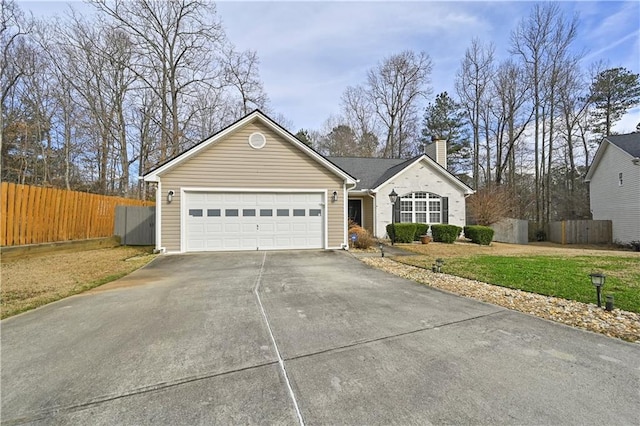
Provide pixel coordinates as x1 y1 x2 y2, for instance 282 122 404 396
1 182 154 247
548 220 612 245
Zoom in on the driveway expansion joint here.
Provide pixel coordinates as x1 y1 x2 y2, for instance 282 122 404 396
285 309 505 362
253 252 306 426
0 360 279 426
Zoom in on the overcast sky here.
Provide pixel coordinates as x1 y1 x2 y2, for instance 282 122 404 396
21 1 640 133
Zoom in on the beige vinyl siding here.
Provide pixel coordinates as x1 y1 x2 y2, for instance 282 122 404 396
347 196 374 235
159 120 345 251
589 143 640 244
362 196 375 235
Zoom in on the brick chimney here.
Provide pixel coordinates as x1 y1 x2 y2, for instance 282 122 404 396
425 137 447 169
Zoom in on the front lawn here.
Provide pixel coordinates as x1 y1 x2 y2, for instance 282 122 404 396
395 243 640 313
1 246 156 319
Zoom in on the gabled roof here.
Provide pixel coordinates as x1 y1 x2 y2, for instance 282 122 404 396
328 154 474 194
585 132 640 182
143 110 356 184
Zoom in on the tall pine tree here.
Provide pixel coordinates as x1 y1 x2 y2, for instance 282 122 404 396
589 67 640 137
421 91 471 176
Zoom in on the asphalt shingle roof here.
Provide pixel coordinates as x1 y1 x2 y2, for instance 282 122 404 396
326 157 417 190
607 133 640 158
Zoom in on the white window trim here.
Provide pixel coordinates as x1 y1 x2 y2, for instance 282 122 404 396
399 192 442 224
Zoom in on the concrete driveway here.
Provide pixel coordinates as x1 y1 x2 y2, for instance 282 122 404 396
1 251 638 425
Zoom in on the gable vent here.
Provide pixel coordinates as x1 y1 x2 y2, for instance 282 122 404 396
248 132 267 149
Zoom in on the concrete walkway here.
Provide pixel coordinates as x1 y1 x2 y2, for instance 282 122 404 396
1 251 638 425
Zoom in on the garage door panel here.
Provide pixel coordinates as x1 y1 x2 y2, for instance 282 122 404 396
206 223 223 233
185 192 324 252
241 238 258 249
276 223 291 232
260 223 275 232
242 223 257 232
291 223 307 232
205 239 223 250
204 193 223 203
223 238 241 249
224 223 242 232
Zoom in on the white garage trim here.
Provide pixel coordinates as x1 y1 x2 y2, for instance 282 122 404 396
180 187 328 253
155 181 164 253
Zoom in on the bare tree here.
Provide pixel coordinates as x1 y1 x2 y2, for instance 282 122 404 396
556 60 590 209
510 2 578 224
223 46 268 116
366 50 432 158
92 0 227 162
341 85 380 156
1 0 34 174
491 60 532 187
456 39 495 189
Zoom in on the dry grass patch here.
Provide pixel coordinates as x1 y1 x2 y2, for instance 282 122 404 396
1 246 156 319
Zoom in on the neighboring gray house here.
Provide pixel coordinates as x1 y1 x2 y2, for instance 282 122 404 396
585 132 640 244
329 140 474 239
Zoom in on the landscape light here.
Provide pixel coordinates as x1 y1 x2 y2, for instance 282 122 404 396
589 272 606 307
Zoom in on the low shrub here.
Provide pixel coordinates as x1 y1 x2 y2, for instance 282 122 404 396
348 222 375 249
431 224 462 243
464 225 495 245
414 223 430 241
386 223 417 243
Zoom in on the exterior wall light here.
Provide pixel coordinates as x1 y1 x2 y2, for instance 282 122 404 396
167 190 174 204
388 189 398 245
589 272 606 307
332 191 338 202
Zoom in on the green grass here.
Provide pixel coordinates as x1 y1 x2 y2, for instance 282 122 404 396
401 255 640 313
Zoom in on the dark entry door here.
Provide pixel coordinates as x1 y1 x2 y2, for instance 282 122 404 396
348 199 362 226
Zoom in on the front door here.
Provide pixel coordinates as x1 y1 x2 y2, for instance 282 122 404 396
348 199 362 226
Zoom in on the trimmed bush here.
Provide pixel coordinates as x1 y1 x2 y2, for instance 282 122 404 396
348 222 375 249
386 223 417 243
414 223 430 241
431 224 462 243
464 225 495 245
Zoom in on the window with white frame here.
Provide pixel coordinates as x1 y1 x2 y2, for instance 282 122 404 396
399 192 442 223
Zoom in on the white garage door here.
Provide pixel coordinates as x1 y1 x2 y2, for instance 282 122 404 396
185 192 324 251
